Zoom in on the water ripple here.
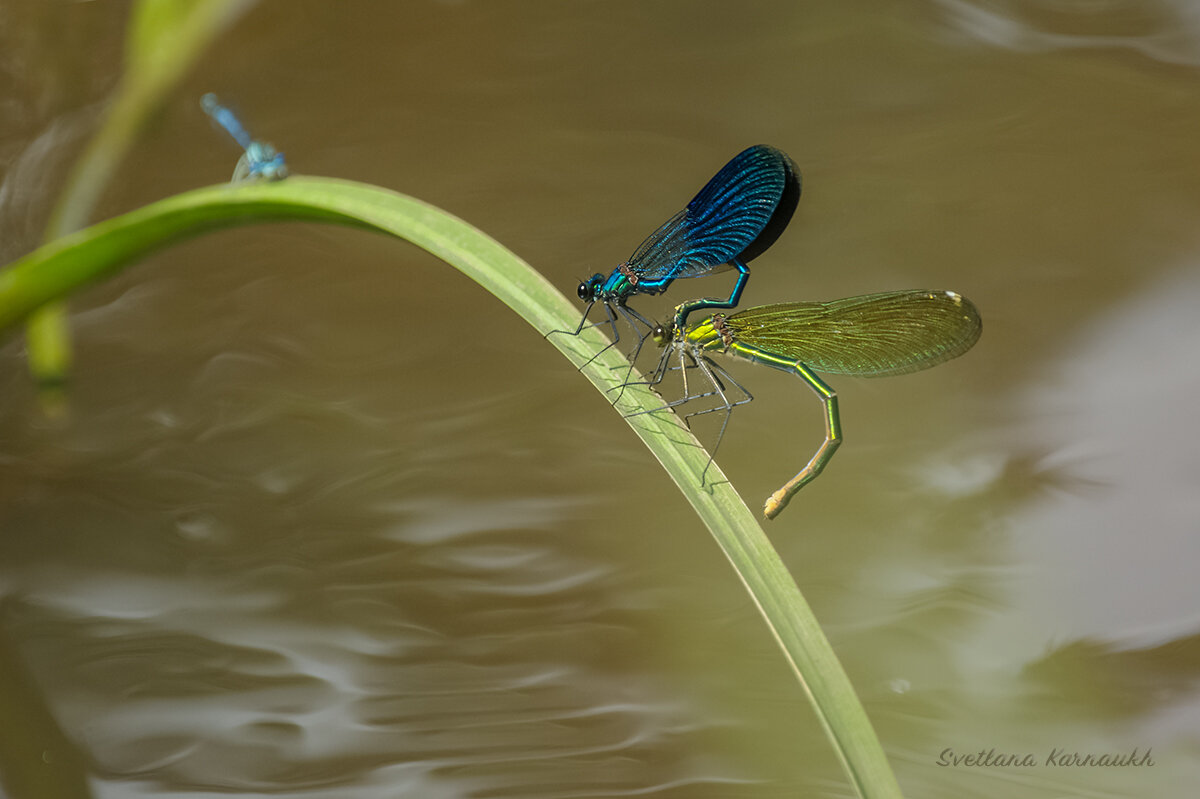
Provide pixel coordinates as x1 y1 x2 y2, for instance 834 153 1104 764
937 0 1200 65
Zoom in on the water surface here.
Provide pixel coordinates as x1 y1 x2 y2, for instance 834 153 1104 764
2 1 1199 797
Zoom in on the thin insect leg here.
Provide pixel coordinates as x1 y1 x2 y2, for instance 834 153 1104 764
675 359 752 484
636 352 730 418
548 301 624 339
685 355 755 484
763 361 841 521
608 339 675 396
676 338 694 402
655 337 701 391
625 351 745 484
618 304 656 363
575 303 623 370
685 355 733 482
608 304 657 403
678 358 753 423
623 346 711 419
545 301 597 340
648 344 676 386
676 364 730 425
666 346 753 413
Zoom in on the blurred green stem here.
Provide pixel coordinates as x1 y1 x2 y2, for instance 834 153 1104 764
26 0 249 393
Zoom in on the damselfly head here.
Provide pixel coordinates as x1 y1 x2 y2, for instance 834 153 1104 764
651 323 670 347
577 275 604 302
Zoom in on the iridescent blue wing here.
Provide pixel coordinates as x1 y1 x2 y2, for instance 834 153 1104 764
625 145 800 281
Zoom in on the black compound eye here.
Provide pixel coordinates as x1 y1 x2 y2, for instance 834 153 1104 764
576 281 591 301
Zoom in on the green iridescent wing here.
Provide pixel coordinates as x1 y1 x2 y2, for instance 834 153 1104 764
722 290 982 377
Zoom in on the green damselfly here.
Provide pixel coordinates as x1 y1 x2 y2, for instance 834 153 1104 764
641 290 982 519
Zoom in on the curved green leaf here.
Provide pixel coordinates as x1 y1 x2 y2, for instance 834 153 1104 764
0 177 903 799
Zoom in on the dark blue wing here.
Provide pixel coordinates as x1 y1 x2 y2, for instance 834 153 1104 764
625 145 800 281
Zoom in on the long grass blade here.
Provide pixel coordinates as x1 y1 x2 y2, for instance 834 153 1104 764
0 177 904 799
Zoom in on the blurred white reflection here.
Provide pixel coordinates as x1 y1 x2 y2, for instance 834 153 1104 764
1003 265 1200 644
937 0 1200 65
